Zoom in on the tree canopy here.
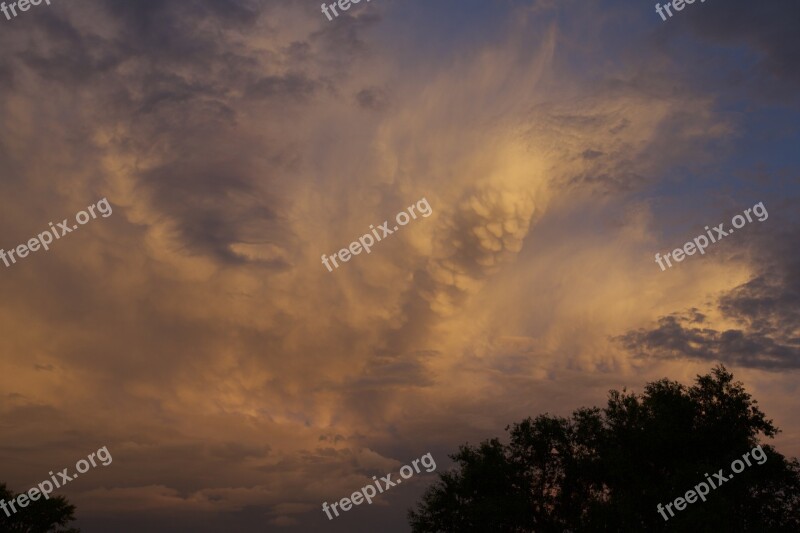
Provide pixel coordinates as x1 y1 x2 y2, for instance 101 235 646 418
0 483 79 533
408 366 800 532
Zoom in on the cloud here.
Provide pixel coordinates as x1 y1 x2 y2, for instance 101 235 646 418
0 1 798 532
681 0 800 93
618 222 800 369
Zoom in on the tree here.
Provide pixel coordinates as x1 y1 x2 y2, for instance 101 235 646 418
408 366 800 532
0 483 79 533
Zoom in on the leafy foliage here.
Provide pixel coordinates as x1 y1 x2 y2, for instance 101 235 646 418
0 483 79 533
409 366 800 532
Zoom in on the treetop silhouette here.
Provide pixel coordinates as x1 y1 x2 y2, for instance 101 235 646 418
409 366 800 532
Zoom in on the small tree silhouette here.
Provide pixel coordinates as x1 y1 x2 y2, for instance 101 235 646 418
409 366 800 532
0 483 79 533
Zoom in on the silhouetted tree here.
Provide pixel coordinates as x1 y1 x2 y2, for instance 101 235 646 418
0 483 79 533
409 366 800 532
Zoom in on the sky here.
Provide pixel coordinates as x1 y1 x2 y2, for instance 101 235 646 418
0 0 798 531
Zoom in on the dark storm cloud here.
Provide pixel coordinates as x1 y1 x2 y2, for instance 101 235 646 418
97 0 260 63
348 351 437 389
683 0 800 86
618 314 800 369
2 0 336 266
8 0 259 86
618 226 800 369
662 0 800 103
208 442 271 461
138 158 288 265
581 149 604 160
311 8 382 57
0 60 12 88
100 0 259 29
17 25 121 84
355 86 389 111
246 72 320 101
